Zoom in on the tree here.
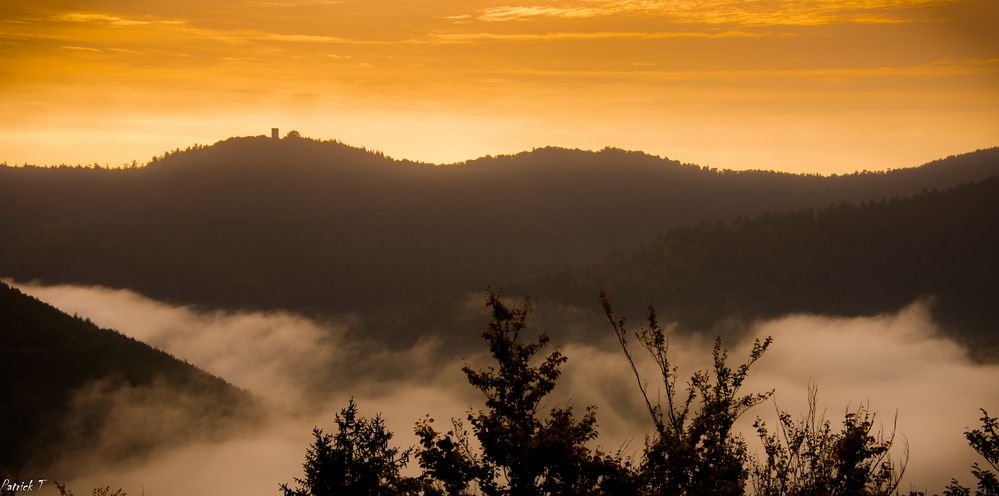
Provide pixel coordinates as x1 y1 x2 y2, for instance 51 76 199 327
751 387 907 496
416 290 633 495
281 291 932 496
945 410 999 496
601 292 772 496
281 399 419 496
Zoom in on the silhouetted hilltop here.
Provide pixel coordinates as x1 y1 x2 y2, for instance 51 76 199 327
0 281 258 472
1 136 997 322
145 135 415 174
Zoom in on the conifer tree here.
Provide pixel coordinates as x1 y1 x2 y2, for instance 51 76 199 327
416 290 633 495
281 399 419 496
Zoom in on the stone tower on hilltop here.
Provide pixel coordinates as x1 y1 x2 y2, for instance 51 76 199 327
271 128 279 139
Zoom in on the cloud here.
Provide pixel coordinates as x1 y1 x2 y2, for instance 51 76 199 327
477 5 607 22
58 13 151 26
478 59 998 83
57 12 185 27
431 30 763 42
252 32 366 44
107 47 143 54
179 27 426 46
61 45 101 52
10 282 998 494
469 0 950 26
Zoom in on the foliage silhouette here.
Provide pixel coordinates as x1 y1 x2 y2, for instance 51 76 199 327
751 387 907 496
280 399 421 496
601 292 773 495
282 292 954 495
415 290 633 495
945 410 999 496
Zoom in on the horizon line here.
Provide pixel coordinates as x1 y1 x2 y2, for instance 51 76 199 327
2 132 996 178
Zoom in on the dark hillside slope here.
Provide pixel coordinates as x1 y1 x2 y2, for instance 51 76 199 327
0 281 257 472
1 136 996 319
520 177 999 357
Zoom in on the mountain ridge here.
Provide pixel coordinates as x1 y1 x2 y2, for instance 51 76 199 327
1 137 997 322
7 134 998 178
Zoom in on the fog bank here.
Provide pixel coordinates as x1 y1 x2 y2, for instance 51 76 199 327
12 282 998 494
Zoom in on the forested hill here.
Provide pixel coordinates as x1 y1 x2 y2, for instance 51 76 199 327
1 135 997 319
0 281 258 472
518 177 999 358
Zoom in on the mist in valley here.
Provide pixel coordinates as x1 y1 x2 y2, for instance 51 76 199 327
12 281 997 495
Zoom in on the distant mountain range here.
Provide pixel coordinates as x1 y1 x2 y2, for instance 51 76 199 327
2 136 997 324
0 281 258 473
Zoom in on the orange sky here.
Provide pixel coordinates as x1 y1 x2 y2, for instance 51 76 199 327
1 0 997 173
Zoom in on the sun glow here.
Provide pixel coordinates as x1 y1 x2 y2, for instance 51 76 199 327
1 0 996 172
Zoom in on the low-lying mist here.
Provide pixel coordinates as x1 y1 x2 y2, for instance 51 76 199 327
12 282 998 495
